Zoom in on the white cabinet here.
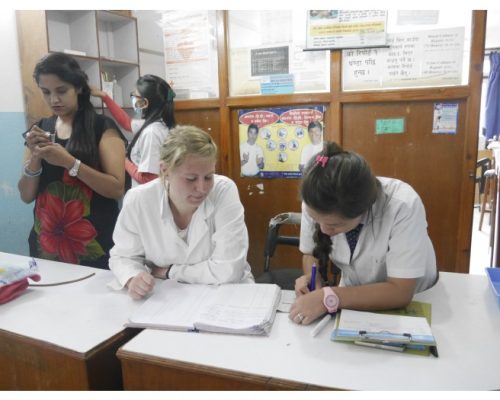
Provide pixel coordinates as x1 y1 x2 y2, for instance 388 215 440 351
44 10 140 109
17 9 140 131
46 10 99 57
97 11 138 63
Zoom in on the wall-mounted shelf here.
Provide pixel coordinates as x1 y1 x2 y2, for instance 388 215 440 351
17 9 140 136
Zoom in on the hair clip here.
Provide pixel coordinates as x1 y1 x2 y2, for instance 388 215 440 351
315 155 329 168
167 89 176 102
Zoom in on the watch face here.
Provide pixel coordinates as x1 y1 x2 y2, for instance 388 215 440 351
326 295 338 308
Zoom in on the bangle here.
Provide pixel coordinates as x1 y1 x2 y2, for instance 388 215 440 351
23 165 42 177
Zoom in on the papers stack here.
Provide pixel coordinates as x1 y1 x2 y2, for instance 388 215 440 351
127 280 281 336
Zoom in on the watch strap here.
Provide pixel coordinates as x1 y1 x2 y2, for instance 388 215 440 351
69 159 81 176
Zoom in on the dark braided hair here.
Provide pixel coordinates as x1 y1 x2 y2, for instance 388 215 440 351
301 142 381 275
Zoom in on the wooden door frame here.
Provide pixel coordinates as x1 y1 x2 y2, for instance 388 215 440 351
457 11 487 272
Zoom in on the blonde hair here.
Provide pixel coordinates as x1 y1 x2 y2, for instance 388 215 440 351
160 125 217 170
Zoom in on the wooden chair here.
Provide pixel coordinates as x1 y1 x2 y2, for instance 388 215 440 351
479 168 497 234
475 157 492 206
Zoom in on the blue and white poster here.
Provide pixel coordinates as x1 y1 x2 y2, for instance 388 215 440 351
432 102 458 135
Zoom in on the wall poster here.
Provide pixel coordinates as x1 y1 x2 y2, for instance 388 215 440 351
161 10 219 99
306 10 387 50
432 103 458 135
342 27 464 90
250 46 289 77
238 106 325 179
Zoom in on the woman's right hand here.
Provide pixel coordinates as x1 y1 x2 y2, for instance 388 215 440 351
126 271 155 299
24 125 52 169
25 125 51 153
90 86 106 98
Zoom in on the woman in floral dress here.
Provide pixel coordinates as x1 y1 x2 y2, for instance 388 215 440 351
18 52 126 268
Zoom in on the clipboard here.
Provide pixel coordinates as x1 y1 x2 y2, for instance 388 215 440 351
331 302 437 356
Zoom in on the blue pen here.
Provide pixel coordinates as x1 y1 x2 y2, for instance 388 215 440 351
309 263 317 291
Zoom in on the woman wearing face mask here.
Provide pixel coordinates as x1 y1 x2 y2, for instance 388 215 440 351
108 125 254 299
91 75 176 188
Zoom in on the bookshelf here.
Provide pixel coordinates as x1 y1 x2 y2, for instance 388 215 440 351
17 10 140 125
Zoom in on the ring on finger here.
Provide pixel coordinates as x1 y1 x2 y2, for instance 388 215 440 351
296 313 305 323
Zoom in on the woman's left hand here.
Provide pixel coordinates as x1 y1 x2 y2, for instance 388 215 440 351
289 289 326 325
33 142 74 169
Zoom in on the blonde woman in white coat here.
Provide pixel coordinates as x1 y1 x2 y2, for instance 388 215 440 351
109 125 254 299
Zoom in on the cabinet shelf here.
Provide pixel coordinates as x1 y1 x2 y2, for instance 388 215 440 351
99 58 140 67
46 10 99 57
41 10 140 112
97 11 139 64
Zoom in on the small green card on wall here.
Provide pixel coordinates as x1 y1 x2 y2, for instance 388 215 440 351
375 118 405 134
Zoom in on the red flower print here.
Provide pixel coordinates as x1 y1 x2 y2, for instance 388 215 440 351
35 192 97 264
63 169 92 199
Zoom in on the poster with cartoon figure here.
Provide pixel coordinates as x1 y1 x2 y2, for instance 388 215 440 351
238 106 325 178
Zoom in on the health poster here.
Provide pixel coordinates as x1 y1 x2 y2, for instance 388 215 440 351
238 105 325 179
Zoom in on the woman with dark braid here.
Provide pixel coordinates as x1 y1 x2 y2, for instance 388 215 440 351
289 142 437 325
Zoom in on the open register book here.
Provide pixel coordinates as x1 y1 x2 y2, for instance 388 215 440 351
127 280 281 336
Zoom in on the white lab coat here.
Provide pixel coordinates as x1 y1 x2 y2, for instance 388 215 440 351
129 120 170 188
109 175 254 289
300 177 437 292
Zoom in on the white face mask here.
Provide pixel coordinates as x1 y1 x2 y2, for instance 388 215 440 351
131 96 145 114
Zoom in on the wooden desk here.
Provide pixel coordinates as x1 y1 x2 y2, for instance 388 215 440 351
118 272 500 390
0 252 140 390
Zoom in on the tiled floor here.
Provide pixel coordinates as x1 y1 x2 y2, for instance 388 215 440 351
469 206 492 275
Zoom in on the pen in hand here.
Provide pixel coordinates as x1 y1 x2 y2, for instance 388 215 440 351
309 263 317 291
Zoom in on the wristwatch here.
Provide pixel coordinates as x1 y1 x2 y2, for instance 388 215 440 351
323 286 340 313
69 159 81 177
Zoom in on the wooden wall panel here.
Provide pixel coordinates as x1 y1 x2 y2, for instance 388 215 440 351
236 177 303 276
343 101 467 271
175 108 222 172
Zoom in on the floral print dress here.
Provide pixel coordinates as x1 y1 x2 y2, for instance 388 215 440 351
28 115 125 269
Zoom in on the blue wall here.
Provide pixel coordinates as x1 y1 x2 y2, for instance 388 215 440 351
0 112 33 256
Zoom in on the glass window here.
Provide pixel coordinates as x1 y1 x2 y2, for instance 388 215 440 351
342 10 472 91
228 10 330 96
